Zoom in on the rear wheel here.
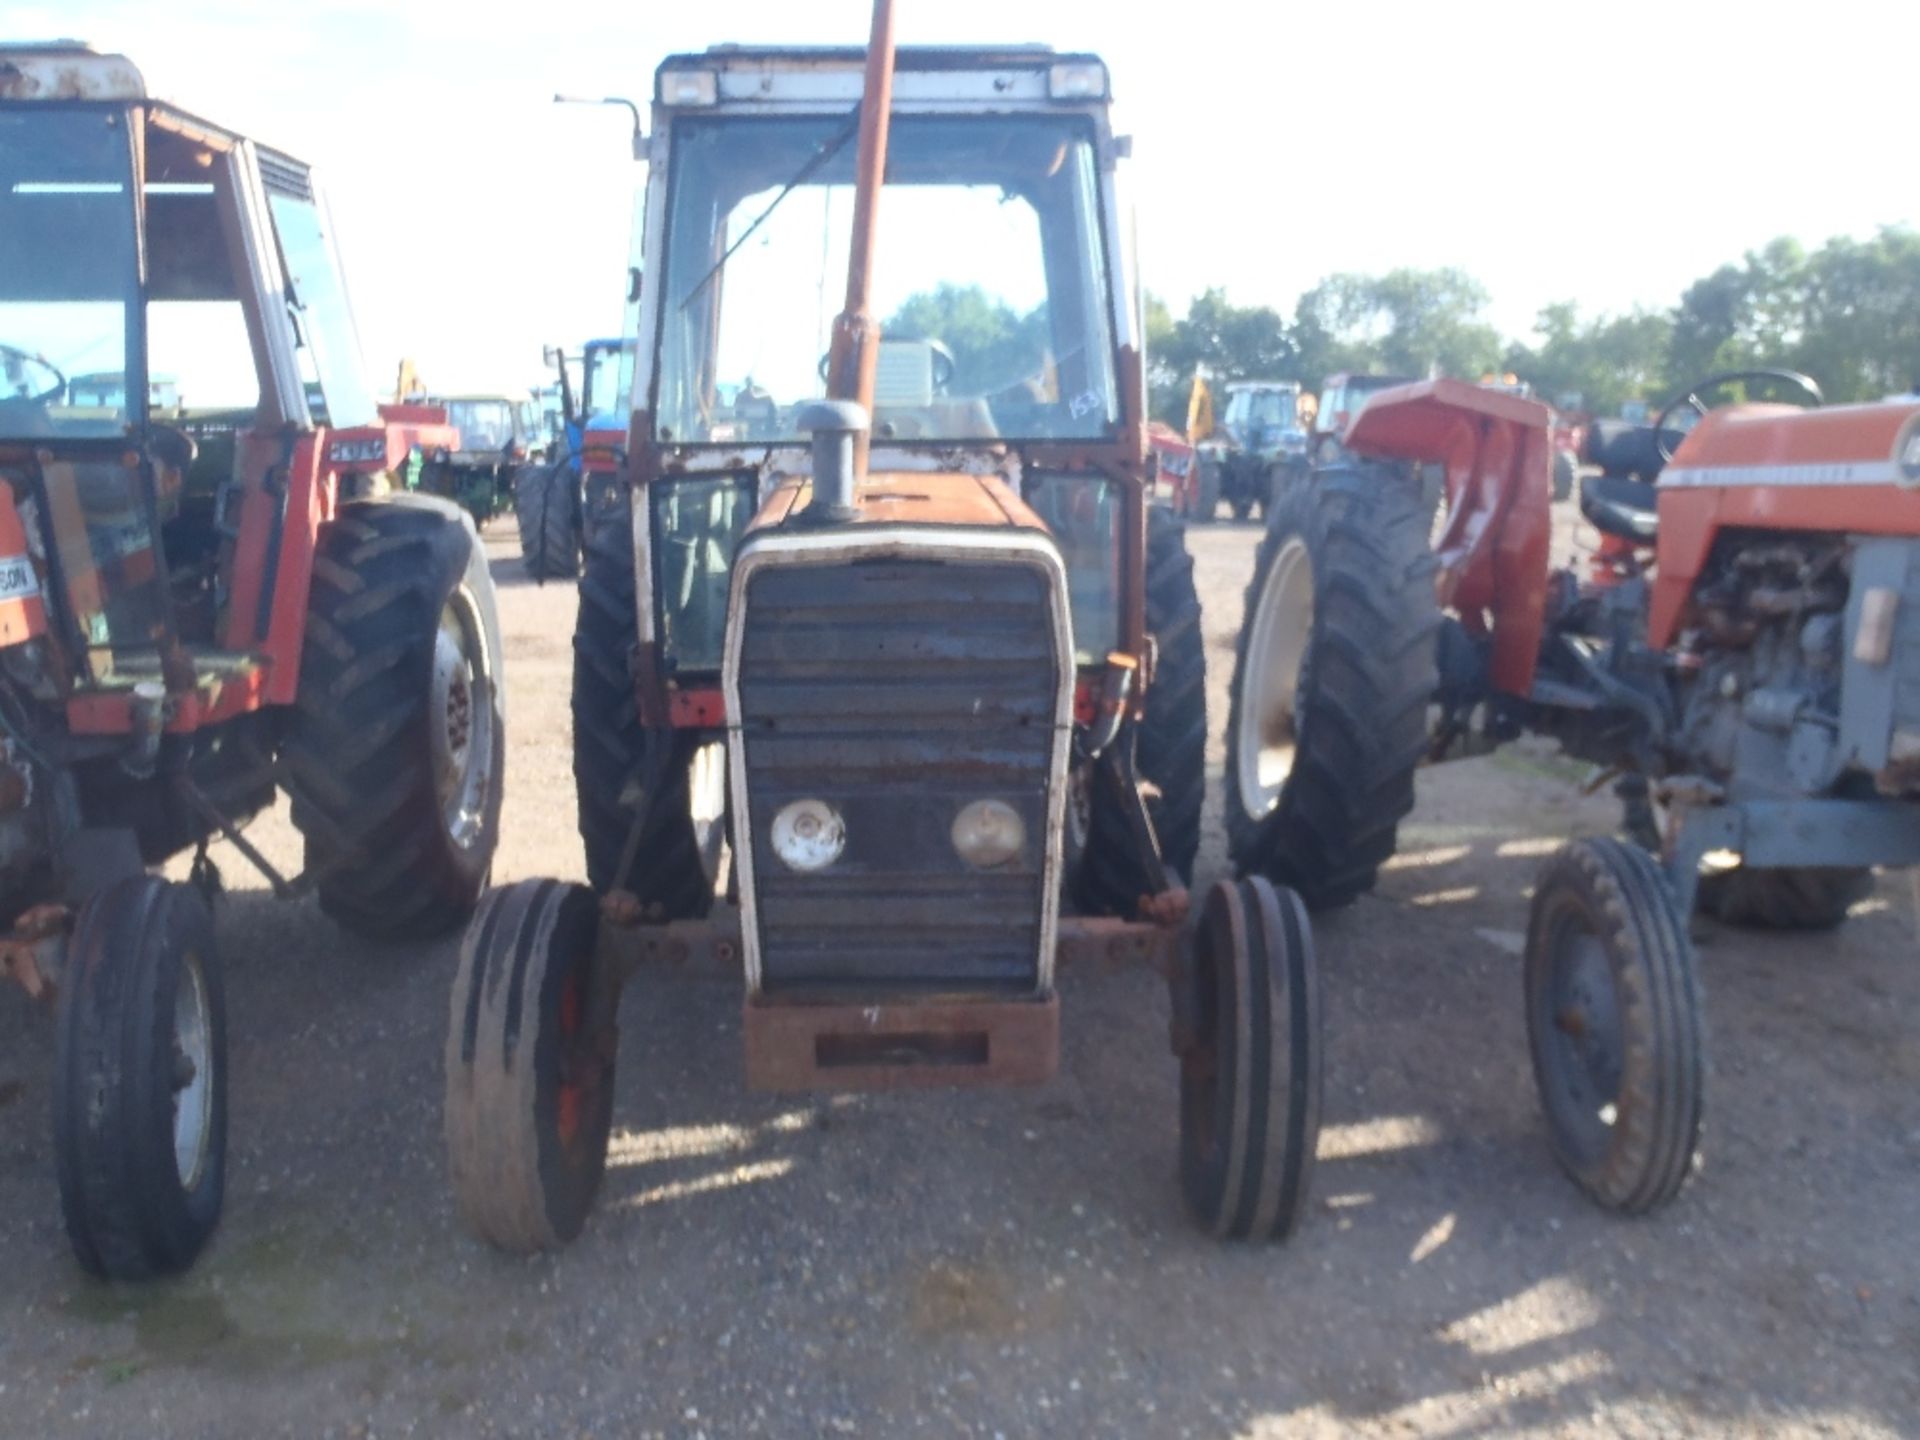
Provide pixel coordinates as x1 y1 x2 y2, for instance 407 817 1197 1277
1225 462 1440 909
1525 837 1704 1213
573 514 723 915
1697 864 1872 930
53 877 226 1279
1190 461 1220 524
1551 448 1577 503
445 880 613 1252
1177 877 1322 1241
287 497 506 940
515 461 581 581
1071 505 1205 915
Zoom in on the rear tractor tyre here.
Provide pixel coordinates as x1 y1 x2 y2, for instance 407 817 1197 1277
573 516 725 915
287 497 506 941
1524 837 1705 1213
1071 505 1205 915
514 461 581 581
1225 462 1440 910
53 877 226 1279
445 880 613 1252
1551 448 1577 503
1696 864 1872 931
1191 461 1221 524
1177 877 1322 1242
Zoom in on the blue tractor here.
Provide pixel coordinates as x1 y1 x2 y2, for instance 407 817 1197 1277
513 337 634 579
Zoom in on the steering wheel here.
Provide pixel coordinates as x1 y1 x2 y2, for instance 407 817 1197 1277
1652 368 1823 462
0 343 67 405
817 337 957 395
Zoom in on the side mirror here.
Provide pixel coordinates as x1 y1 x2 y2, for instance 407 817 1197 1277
627 267 643 305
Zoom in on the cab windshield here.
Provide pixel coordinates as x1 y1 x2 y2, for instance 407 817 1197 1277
653 112 1120 446
583 339 634 421
445 399 515 451
0 107 140 439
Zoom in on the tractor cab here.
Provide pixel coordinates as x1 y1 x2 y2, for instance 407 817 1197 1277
0 43 452 733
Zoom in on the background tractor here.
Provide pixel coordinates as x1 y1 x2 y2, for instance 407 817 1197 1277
512 336 634 580
1225 363 1920 1216
1194 379 1308 521
425 391 546 529
443 16 1324 1254
0 44 506 1278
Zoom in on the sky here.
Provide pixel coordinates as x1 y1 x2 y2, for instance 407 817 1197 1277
14 0 1916 393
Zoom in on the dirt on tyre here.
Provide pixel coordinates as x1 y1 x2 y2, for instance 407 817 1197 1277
573 515 725 914
445 880 613 1252
1524 836 1705 1213
514 461 580 581
1177 876 1322 1241
1071 504 1205 915
1225 461 1440 910
1697 864 1871 930
286 496 505 940
53 876 226 1280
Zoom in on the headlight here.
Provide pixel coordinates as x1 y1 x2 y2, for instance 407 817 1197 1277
951 799 1026 869
771 798 845 873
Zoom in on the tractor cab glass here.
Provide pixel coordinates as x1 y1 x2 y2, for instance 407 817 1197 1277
267 190 377 430
653 113 1119 446
0 108 139 440
446 399 515 453
583 339 634 421
1225 388 1295 441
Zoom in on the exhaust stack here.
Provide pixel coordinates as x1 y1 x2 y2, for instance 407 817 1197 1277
807 0 896 518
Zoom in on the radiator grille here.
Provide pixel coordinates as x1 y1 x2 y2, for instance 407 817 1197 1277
734 555 1063 996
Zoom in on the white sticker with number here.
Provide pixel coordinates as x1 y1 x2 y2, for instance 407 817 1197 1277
0 555 39 602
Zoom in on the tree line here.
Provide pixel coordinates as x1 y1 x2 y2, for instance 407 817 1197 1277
1147 225 1920 424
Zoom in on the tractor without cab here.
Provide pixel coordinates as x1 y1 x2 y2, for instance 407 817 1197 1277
1227 366 1920 1213
444 13 1323 1251
0 44 506 1277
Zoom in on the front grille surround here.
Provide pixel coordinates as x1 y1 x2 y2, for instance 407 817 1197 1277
722 526 1075 998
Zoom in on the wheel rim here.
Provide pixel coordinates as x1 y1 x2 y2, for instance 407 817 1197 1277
431 587 496 851
1236 536 1314 819
171 950 215 1192
688 740 728 879
1536 907 1626 1165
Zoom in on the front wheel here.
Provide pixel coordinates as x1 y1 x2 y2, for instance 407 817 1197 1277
1177 877 1322 1241
53 877 226 1279
445 880 614 1252
1525 837 1705 1213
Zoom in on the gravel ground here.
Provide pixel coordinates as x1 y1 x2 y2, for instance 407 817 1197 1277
1 510 1917 1439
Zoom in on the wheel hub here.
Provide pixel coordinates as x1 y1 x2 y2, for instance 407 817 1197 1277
171 951 214 1191
1236 536 1314 818
431 590 495 850
1542 922 1625 1155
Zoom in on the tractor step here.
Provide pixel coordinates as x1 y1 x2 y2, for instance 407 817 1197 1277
743 992 1058 1091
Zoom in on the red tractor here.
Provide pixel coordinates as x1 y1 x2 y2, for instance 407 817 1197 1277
1226 367 1920 1213
0 44 506 1277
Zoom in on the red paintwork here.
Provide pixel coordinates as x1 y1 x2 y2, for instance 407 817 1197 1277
68 665 268 735
1347 378 1554 696
582 427 626 474
1146 422 1198 511
0 490 49 647
1647 401 1920 647
670 687 725 728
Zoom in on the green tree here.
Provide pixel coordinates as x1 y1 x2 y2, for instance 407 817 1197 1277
1507 302 1672 415
886 283 1049 396
1294 267 1502 382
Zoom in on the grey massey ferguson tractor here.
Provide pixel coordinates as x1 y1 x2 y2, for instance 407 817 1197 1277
0 45 505 1278
442 18 1325 1251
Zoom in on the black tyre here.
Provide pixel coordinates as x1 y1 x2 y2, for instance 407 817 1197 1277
1191 461 1220 524
286 496 506 940
445 880 613 1252
1551 448 1577 504
1178 877 1322 1241
573 516 724 915
514 461 581 581
1225 462 1440 909
1697 864 1872 930
53 877 226 1280
1525 837 1705 1213
1071 505 1205 915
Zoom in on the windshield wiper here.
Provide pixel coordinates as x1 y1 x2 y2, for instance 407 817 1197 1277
678 105 863 313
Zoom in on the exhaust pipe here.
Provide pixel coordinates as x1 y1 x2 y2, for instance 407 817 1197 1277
795 399 868 524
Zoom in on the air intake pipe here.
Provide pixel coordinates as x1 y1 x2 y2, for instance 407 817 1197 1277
794 399 867 524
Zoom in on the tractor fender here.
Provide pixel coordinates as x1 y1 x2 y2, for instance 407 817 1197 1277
1344 378 1554 698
